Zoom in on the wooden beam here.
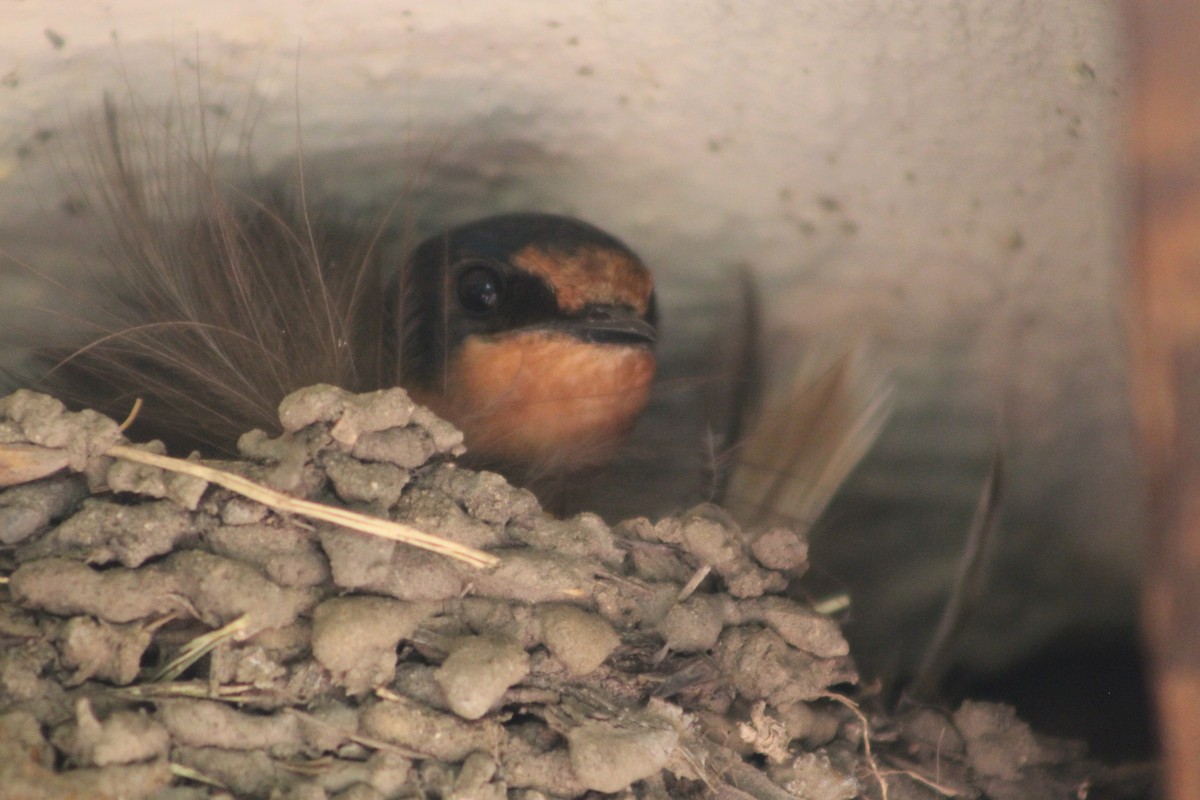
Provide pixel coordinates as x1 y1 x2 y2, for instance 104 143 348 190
1127 3 1200 798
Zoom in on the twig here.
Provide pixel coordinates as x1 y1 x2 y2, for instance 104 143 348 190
812 592 851 616
117 397 144 432
150 614 249 682
106 444 499 568
880 768 961 797
170 762 227 789
677 565 712 602
909 447 1004 700
825 693 888 800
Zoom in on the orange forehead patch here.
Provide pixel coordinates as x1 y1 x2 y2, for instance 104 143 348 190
511 243 653 316
421 331 655 470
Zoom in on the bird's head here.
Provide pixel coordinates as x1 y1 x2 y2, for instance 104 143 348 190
393 212 657 473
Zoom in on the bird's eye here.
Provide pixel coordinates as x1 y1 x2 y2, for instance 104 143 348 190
456 264 505 315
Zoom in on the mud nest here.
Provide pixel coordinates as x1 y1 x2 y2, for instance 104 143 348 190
0 386 1106 799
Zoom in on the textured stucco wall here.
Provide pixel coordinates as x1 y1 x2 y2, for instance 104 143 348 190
0 1 1136 675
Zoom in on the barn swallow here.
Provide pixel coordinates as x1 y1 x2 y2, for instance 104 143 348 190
392 213 657 474
30 180 656 482
8 98 659 482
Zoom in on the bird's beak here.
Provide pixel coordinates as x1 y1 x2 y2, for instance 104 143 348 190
539 305 656 347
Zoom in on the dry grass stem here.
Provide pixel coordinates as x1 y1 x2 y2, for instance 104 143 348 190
150 614 250 682
825 692 889 800
106 443 499 569
169 763 227 789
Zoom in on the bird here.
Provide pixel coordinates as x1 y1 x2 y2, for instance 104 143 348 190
22 98 658 492
16 95 884 527
392 213 657 477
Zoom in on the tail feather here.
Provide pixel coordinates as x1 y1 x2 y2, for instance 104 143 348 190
724 347 892 531
711 270 892 532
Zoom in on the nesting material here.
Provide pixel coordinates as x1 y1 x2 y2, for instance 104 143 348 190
0 386 1104 799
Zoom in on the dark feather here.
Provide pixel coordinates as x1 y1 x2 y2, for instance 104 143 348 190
32 94 393 453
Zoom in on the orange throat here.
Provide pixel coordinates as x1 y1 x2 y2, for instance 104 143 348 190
416 331 655 472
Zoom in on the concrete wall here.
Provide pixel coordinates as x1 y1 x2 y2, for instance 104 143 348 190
0 1 1136 675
